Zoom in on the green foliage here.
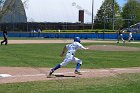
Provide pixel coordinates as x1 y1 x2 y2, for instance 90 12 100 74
94 0 122 30
122 0 140 27
42 29 116 33
0 73 140 93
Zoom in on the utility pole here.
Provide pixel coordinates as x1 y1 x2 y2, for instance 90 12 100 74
112 0 115 30
91 0 94 29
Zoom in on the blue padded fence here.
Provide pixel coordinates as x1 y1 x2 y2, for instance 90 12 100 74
0 32 140 40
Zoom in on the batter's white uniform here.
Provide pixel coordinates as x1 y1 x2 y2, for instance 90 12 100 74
60 42 87 66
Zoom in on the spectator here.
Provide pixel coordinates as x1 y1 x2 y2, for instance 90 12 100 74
37 28 41 37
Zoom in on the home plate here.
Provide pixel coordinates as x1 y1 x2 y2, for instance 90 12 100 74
0 74 12 78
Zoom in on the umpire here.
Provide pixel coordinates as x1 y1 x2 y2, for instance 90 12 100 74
1 25 8 45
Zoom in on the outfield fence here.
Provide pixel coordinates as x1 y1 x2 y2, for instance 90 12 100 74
0 32 140 40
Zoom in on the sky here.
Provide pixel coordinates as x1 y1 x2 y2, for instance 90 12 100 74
22 0 127 23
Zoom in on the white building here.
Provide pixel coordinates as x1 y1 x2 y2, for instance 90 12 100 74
0 0 27 23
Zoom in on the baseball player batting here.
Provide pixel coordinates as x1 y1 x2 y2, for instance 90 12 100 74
47 37 88 77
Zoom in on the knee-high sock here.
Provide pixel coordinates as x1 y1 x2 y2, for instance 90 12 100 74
53 64 61 71
75 63 81 71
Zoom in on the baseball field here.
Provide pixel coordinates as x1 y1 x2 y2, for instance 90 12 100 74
0 39 140 93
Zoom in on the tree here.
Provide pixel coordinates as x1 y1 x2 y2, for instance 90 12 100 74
122 0 140 28
94 0 122 30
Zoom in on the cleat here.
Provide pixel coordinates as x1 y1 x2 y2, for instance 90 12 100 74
47 69 54 78
75 70 82 75
49 69 54 76
47 74 55 78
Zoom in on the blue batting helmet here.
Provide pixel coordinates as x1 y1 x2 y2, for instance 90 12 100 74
74 37 81 43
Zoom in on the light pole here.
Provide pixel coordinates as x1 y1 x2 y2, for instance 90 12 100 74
112 0 115 30
91 0 94 29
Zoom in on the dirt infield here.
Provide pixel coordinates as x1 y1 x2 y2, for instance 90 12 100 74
0 67 140 84
88 45 140 51
8 40 140 44
0 40 140 84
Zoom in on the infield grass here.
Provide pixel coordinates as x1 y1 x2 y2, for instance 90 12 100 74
0 43 140 68
0 73 140 93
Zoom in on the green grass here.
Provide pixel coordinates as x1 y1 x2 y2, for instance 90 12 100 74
0 42 140 93
0 43 140 68
0 73 140 93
